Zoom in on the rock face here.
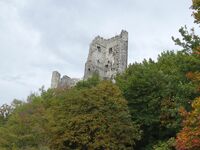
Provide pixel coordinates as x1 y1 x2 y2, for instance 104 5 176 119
51 71 80 88
51 30 128 88
84 30 128 80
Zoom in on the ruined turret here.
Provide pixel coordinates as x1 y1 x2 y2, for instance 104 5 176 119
51 71 61 88
51 72 80 89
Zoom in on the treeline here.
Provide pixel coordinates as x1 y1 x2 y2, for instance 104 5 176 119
0 79 142 150
1 1 200 150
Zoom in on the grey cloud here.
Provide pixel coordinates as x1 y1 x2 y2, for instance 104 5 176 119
0 0 198 105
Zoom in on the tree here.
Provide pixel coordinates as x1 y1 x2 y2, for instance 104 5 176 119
176 97 200 150
175 50 200 150
115 51 199 149
47 81 141 150
0 81 141 150
171 3 200 148
192 0 200 24
75 74 100 89
0 104 12 126
172 26 200 54
153 138 175 150
0 96 49 150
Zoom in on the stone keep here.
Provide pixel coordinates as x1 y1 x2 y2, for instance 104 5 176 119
84 30 128 80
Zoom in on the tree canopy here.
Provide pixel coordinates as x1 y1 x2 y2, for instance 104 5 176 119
0 81 141 150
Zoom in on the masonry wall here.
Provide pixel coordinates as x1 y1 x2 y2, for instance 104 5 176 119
84 30 128 80
51 71 79 88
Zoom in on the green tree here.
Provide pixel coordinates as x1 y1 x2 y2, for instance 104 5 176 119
153 138 175 150
172 26 200 54
171 3 200 148
0 81 141 150
0 97 49 150
192 0 200 24
75 74 100 89
47 81 141 150
116 51 199 149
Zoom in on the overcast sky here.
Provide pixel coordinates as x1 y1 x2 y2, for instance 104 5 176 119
0 0 198 105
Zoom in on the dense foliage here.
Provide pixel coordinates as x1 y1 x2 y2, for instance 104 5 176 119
116 50 200 149
192 0 200 24
0 80 141 150
48 81 141 149
176 97 200 150
175 35 200 149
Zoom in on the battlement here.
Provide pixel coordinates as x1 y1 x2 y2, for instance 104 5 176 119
92 30 128 44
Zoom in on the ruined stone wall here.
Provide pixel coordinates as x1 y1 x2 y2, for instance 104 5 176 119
51 71 79 88
84 30 128 80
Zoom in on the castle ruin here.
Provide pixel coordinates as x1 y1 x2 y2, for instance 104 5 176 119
51 30 128 88
51 71 79 88
84 30 128 80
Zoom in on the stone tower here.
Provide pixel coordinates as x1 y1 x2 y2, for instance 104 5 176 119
51 71 61 88
84 30 128 80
